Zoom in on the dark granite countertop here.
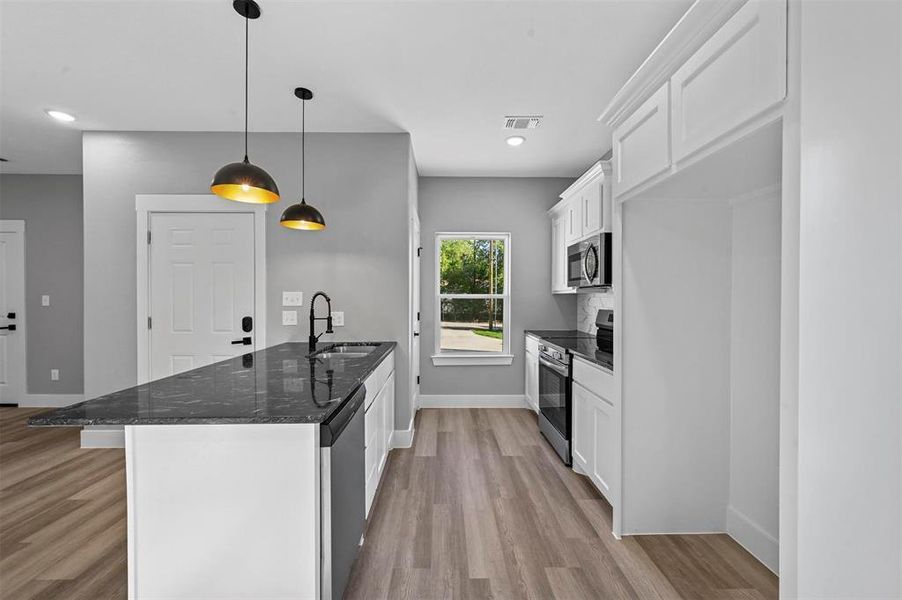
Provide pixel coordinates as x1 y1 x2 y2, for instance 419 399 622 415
28 342 396 427
525 329 613 373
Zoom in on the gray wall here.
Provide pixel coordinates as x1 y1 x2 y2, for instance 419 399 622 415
0 174 84 394
82 131 414 429
418 177 575 396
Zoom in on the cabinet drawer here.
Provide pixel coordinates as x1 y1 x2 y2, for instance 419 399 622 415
670 0 787 162
573 357 615 404
612 83 671 197
364 350 394 410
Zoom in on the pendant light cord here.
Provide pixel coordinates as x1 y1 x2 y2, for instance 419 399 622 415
301 98 306 200
244 10 249 162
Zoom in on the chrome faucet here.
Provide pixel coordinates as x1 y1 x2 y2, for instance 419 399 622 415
309 291 334 351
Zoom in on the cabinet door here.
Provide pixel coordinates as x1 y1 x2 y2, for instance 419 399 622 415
571 383 594 472
582 180 602 235
670 0 787 162
612 83 671 197
524 351 539 411
364 397 381 515
551 214 573 293
591 394 615 497
564 196 583 244
381 372 395 466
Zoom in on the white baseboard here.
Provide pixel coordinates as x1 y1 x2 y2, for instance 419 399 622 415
81 426 125 449
391 416 416 448
18 393 84 408
726 505 779 574
418 394 528 409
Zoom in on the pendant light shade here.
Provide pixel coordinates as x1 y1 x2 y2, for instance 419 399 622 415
211 158 280 204
280 199 326 230
281 87 326 231
210 0 280 204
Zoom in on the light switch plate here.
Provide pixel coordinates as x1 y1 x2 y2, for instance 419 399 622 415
331 311 344 327
50 369 59 381
41 295 50 307
282 310 298 326
282 291 303 307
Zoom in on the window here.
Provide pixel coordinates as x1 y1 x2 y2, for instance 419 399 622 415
432 233 513 366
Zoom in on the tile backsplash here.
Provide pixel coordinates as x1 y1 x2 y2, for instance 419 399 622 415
577 290 614 334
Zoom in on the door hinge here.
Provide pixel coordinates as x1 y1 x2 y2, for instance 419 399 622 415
147 316 152 329
417 311 420 321
417 246 422 257
147 230 152 244
416 375 420 385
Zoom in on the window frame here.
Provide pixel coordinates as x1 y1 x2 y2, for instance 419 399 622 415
432 232 513 366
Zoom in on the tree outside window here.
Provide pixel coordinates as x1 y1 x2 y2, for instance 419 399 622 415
435 233 510 357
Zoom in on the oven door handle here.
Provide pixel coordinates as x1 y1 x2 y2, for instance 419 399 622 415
539 354 569 377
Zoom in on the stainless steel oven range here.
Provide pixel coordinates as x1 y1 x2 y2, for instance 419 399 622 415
537 340 572 465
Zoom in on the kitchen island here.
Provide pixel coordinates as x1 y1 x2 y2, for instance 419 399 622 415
29 341 397 600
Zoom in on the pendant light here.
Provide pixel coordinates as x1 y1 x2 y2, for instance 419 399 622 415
280 87 326 230
210 0 280 204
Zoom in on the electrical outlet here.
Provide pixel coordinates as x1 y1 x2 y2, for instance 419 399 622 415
41 295 50 306
282 310 298 326
282 291 303 307
50 369 59 381
331 311 344 327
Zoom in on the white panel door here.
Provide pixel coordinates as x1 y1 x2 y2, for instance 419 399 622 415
0 223 25 403
149 213 256 379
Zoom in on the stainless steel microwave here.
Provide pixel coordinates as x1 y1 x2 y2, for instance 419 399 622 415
567 233 611 289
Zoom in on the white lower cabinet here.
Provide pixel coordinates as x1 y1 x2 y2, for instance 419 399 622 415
524 349 539 411
571 359 618 507
364 351 395 517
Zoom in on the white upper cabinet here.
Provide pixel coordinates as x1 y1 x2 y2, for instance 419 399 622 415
564 195 583 244
670 0 787 162
550 210 573 294
582 178 602 234
612 83 671 198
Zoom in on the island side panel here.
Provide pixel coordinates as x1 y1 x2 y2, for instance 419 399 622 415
125 424 320 600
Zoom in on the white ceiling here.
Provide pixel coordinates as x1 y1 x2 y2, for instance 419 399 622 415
0 0 690 177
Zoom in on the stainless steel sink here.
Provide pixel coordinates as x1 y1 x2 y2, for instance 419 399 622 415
312 344 380 360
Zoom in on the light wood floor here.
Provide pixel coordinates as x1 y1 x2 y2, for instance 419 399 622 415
0 407 777 599
345 408 777 600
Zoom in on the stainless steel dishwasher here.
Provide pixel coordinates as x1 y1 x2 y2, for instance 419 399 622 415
320 384 367 600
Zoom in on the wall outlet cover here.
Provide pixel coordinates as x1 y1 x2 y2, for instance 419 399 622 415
50 369 59 381
331 311 344 327
282 310 298 326
41 295 50 306
282 291 303 307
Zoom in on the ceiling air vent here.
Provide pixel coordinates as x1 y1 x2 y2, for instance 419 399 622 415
504 115 542 130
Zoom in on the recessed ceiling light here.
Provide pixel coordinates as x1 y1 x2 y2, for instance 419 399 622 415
506 136 525 147
45 109 76 123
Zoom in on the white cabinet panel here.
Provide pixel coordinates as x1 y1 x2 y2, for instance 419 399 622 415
612 83 671 197
572 365 618 507
670 0 787 162
381 372 395 469
583 180 602 235
572 383 594 471
364 350 395 516
524 349 539 411
551 213 574 294
591 394 615 495
564 196 583 244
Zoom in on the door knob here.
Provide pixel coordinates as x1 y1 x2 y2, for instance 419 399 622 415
231 337 252 345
